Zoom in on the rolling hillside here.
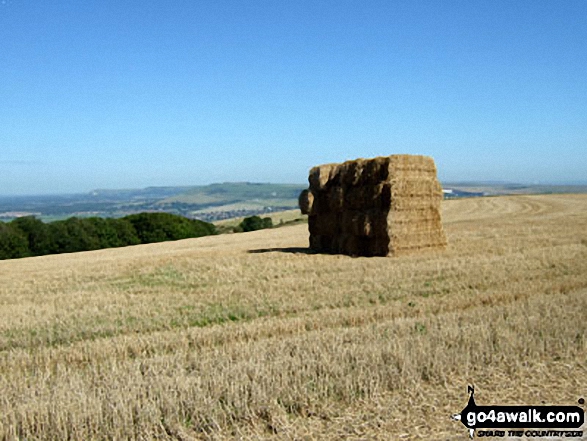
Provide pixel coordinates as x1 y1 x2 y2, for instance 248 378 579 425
158 182 306 221
160 182 305 205
0 183 307 222
1 194 586 440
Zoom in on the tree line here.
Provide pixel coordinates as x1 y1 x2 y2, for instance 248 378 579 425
236 215 273 232
0 213 216 260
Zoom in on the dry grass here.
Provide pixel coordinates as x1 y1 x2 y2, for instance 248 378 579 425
1 194 586 440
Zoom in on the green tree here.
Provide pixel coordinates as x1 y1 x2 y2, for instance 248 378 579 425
0 222 29 260
10 216 53 256
0 213 214 259
109 218 141 247
48 218 100 254
262 217 273 229
84 217 120 248
123 213 216 244
46 220 69 254
239 216 273 232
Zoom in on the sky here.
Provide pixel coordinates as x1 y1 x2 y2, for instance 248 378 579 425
1 0 586 195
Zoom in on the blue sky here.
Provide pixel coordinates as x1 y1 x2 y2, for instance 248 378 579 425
1 0 586 195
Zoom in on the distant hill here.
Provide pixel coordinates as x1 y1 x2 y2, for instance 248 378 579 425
0 183 307 222
156 182 306 222
88 186 196 201
161 182 304 205
442 181 587 196
161 182 307 204
3 181 586 222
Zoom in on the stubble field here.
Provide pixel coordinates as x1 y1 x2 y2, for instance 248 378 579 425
0 194 586 440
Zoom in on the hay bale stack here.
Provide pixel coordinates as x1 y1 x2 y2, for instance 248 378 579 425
300 155 447 256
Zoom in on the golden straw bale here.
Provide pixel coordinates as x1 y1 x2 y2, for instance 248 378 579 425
298 190 314 215
327 186 345 212
300 154 447 257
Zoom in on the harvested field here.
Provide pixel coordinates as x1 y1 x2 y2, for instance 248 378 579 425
0 194 586 440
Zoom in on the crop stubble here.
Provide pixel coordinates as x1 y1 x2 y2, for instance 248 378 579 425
0 194 586 440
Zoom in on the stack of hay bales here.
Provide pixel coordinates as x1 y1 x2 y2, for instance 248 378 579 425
299 154 447 256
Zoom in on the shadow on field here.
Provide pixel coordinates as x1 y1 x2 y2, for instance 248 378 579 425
248 247 315 254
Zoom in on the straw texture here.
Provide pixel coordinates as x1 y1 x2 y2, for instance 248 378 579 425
300 155 447 256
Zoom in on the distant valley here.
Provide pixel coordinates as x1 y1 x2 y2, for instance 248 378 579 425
1 181 586 222
0 183 306 222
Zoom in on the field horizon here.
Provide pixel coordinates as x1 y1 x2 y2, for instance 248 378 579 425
1 194 586 440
